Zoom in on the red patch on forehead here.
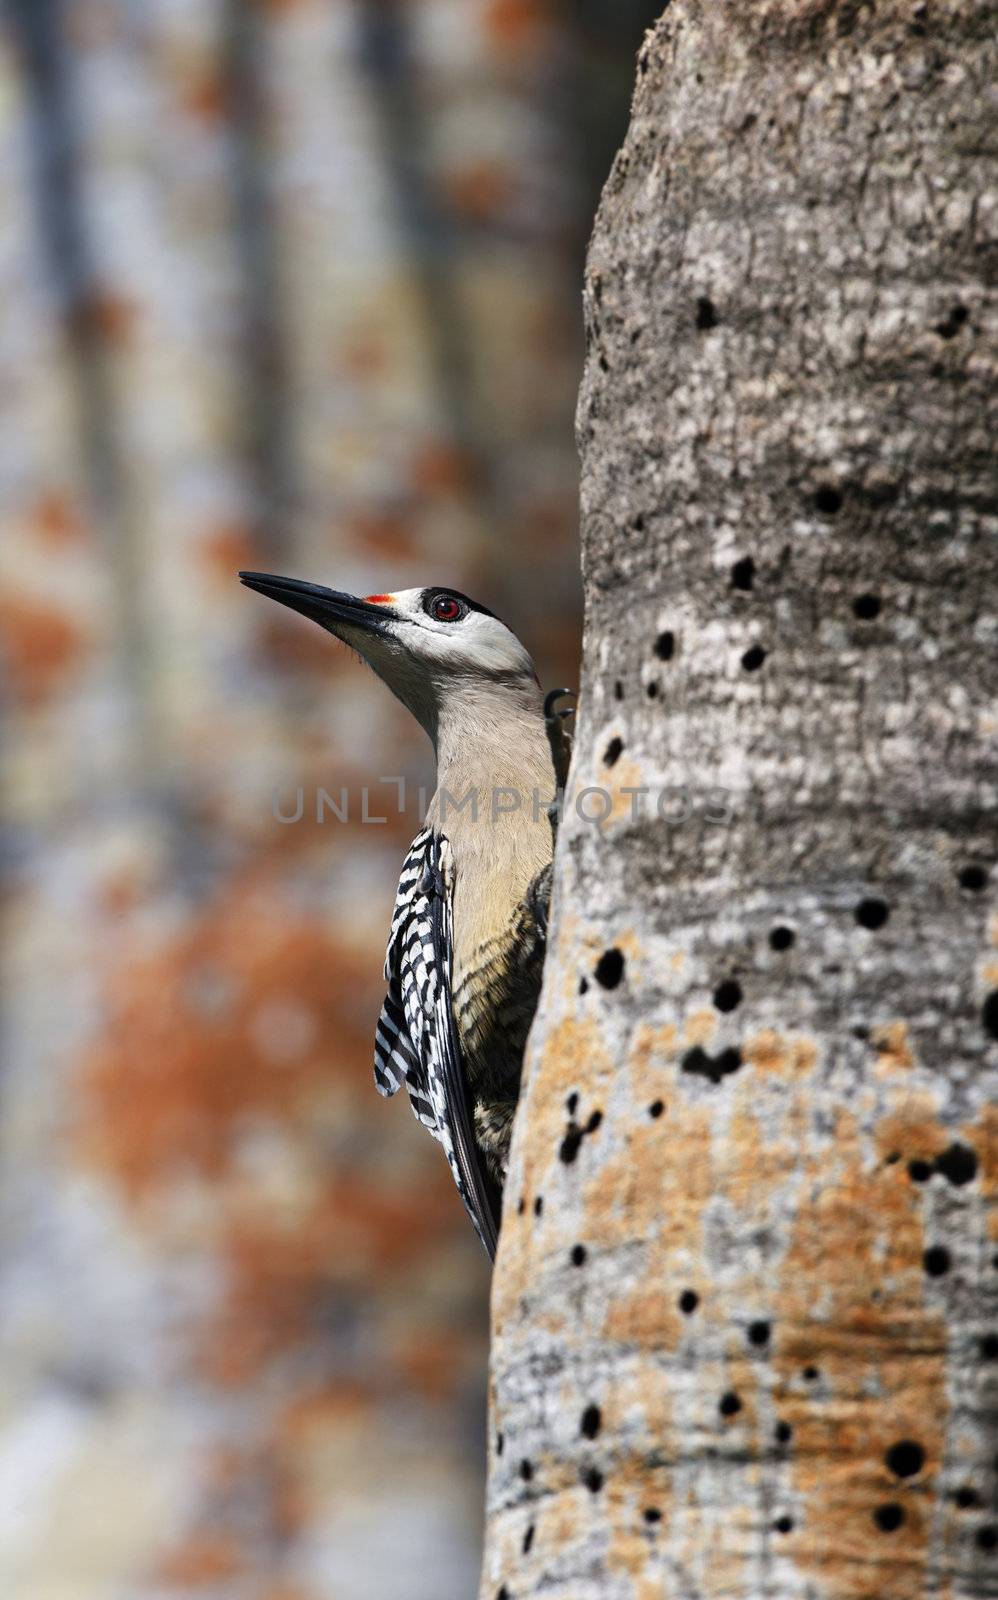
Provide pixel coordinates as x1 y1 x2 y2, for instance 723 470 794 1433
364 593 394 604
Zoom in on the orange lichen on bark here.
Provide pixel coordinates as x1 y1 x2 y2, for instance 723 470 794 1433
546 1494 581 1552
525 1013 614 1144
589 1090 711 1262
744 1028 818 1078
602 1286 676 1348
607 1359 675 1523
771 1111 947 1600
590 1063 713 1345
697 1502 761 1600
629 1021 679 1091
872 1019 915 1072
611 928 645 967
722 1088 798 1229
605 1482 671 1583
503 1474 590 1586
970 1103 998 1192
873 1097 948 1167
493 1009 615 1330
684 1008 717 1047
601 756 646 826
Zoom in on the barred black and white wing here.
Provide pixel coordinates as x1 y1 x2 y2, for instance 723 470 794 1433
373 827 501 1259
372 829 429 1103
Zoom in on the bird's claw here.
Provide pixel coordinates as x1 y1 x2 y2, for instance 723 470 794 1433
526 861 553 942
544 687 575 810
544 687 577 723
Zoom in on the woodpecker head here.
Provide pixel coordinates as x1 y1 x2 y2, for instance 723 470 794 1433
240 572 539 737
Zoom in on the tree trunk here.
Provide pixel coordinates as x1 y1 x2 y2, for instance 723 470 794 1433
481 3 998 1597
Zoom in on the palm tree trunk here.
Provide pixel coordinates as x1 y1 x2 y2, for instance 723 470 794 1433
482 2 998 1595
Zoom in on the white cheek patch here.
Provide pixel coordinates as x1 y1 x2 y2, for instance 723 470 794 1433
423 615 534 677
354 588 534 678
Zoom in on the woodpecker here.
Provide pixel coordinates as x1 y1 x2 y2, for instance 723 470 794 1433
240 573 567 1259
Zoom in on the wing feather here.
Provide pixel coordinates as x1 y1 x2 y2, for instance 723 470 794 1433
373 828 501 1259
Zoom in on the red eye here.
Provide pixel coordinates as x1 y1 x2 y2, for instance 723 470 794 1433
432 596 462 622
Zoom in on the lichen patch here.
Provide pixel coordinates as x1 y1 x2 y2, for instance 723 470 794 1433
603 757 647 826
871 1020 915 1073
743 1029 818 1078
684 1008 717 1047
773 1125 946 1600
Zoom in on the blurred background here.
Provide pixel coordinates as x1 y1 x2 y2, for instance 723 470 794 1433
0 3 656 1596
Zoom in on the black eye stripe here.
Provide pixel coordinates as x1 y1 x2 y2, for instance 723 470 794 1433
420 586 498 622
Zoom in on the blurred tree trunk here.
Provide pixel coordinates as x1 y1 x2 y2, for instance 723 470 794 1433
481 3 997 1597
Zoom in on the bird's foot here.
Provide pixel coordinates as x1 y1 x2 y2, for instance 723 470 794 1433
543 687 576 848
525 860 553 942
474 1099 516 1185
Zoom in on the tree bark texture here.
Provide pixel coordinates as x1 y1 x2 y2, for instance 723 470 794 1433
482 4 997 1598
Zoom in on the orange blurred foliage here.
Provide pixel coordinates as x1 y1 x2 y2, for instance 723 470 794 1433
445 161 513 222
78 881 373 1195
34 489 87 547
65 288 139 347
410 440 474 498
181 70 229 123
348 506 419 563
484 0 551 49
199 521 263 581
155 1535 244 1588
0 591 89 707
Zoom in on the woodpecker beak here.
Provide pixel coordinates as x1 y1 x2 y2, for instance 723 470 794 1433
239 572 394 637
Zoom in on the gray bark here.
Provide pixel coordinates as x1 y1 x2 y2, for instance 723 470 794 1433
482 3 998 1597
